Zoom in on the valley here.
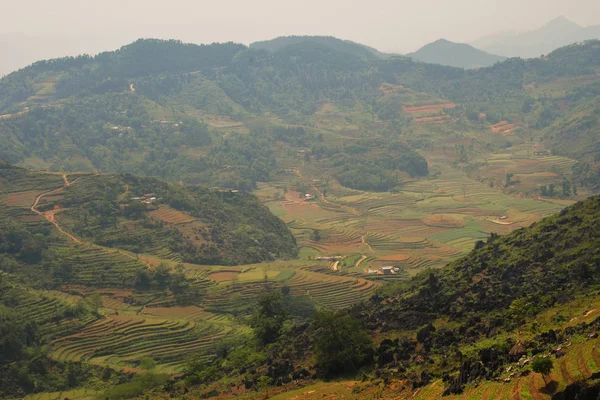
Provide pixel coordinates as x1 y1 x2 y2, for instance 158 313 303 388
0 36 599 400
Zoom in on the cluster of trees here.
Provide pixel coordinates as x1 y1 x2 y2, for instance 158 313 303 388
539 179 576 197
331 141 428 191
185 290 373 393
134 263 190 294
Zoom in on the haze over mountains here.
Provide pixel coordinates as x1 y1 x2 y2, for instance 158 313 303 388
471 16 600 58
2 16 600 76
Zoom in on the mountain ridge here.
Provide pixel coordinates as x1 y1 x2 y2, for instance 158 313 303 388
406 38 506 69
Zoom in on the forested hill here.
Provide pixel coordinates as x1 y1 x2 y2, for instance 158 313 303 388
0 165 297 265
2 38 599 114
249 35 391 59
406 39 507 69
0 38 599 191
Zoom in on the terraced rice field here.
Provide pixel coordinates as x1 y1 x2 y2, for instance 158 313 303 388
51 314 232 371
46 244 147 287
491 120 517 134
284 269 378 310
402 102 456 113
473 148 577 194
6 287 96 341
148 206 196 224
0 170 67 193
261 160 568 278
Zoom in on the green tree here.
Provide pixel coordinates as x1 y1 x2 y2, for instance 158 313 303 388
123 201 147 219
562 179 571 197
139 357 157 371
153 263 171 290
257 375 273 399
88 292 104 312
531 356 553 385
311 229 321 242
250 292 287 346
311 311 374 377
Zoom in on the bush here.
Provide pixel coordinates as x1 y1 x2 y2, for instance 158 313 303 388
311 311 374 377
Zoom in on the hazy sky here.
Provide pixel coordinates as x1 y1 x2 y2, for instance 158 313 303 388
1 0 600 71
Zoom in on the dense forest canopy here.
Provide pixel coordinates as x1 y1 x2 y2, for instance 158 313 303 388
1 39 599 191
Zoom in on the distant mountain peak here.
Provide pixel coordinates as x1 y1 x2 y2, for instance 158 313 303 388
431 38 453 45
545 16 582 29
471 16 597 58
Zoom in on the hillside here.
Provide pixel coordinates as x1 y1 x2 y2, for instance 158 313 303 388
2 36 600 399
544 95 600 192
0 165 297 266
249 35 391 60
472 16 600 58
358 194 600 330
0 163 381 398
0 39 598 185
406 39 506 69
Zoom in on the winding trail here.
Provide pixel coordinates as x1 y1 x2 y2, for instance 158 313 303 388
355 255 367 268
311 183 361 217
31 175 152 268
31 177 84 244
361 235 375 254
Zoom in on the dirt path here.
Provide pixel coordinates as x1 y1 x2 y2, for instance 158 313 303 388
577 348 592 377
361 235 375 254
31 178 84 244
355 255 367 268
592 348 600 370
311 183 361 217
512 378 521 400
